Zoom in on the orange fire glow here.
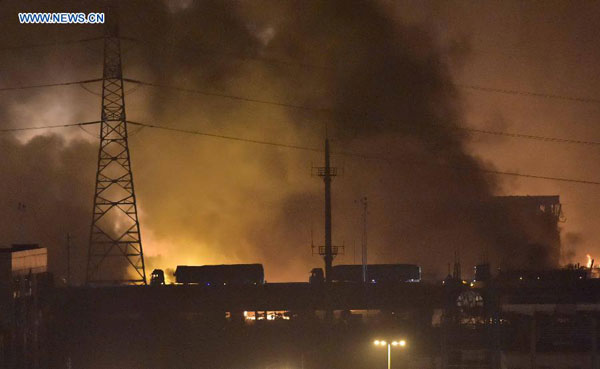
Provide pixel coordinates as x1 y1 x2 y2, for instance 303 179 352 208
587 254 593 268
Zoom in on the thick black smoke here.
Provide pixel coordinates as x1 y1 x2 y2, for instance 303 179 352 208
0 0 559 283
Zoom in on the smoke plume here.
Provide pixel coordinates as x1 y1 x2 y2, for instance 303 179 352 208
0 0 561 283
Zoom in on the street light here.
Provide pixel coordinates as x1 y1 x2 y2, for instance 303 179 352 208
374 338 407 369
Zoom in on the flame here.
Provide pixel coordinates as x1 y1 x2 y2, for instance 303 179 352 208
587 254 593 268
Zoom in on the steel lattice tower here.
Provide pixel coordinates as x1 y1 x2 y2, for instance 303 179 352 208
86 12 146 285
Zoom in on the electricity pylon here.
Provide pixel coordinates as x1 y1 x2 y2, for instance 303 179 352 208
86 11 146 285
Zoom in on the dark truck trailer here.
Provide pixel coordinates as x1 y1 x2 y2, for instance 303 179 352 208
310 264 421 284
174 264 264 286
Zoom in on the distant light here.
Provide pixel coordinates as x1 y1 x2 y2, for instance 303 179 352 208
206 282 211 286
392 341 398 346
469 282 474 287
519 276 523 280
399 340 406 347
374 340 380 345
380 340 386 345
243 311 248 317
371 279 376 283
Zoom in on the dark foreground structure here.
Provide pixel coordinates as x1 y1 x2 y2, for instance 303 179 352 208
3 262 600 369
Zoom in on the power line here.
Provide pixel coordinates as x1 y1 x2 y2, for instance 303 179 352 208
2 119 599 185
476 167 600 185
122 35 600 105
457 83 600 105
126 120 600 186
79 83 102 96
4 76 600 147
124 78 600 147
126 121 322 152
78 124 100 139
320 149 600 185
123 78 331 113
458 126 600 146
120 36 332 71
121 35 600 106
126 77 582 121
0 36 103 52
2 35 598 185
4 76 598 148
5 35 600 106
0 78 102 92
0 121 99 133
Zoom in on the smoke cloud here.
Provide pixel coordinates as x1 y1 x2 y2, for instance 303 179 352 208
0 0 563 283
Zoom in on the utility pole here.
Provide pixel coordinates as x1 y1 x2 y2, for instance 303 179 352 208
17 202 26 243
314 138 338 283
66 233 71 286
324 138 333 283
86 8 147 285
360 196 368 283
